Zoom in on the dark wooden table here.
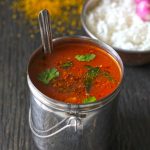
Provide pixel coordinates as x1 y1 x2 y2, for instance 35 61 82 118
1 1 150 150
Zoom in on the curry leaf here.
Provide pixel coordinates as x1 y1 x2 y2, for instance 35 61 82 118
84 66 100 93
87 67 100 79
38 68 59 84
83 96 96 104
61 61 73 69
75 54 96 62
84 78 92 93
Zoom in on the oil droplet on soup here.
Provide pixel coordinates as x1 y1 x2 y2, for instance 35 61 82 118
29 42 121 104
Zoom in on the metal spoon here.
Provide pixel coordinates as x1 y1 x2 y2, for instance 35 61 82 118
38 9 53 54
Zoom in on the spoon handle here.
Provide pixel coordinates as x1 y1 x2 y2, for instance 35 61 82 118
39 9 53 54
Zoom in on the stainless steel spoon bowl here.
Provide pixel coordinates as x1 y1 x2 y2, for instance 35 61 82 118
81 0 150 66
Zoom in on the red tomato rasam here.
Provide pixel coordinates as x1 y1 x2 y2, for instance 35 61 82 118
29 41 122 104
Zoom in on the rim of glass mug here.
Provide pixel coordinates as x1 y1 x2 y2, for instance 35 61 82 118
27 36 124 113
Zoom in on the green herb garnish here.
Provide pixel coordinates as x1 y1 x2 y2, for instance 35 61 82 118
86 65 114 82
75 53 96 62
86 66 100 78
38 68 59 84
84 66 100 93
83 96 96 104
61 61 73 69
84 78 92 93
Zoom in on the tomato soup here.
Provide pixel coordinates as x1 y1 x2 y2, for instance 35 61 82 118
29 40 121 104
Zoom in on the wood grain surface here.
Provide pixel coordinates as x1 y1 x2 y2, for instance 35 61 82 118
0 1 150 150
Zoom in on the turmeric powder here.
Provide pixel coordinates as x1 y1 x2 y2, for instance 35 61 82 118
12 0 84 36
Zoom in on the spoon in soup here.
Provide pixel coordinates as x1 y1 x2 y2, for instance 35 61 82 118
38 9 53 54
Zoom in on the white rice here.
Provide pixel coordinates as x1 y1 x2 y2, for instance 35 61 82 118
86 0 150 51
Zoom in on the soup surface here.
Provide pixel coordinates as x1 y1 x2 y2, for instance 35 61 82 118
29 41 121 104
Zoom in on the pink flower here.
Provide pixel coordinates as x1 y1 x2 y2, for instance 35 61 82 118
136 0 150 21
135 0 150 4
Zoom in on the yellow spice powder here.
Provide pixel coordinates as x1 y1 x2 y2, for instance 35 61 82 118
12 0 84 36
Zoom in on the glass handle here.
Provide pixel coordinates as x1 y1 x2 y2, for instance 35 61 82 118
29 108 80 138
